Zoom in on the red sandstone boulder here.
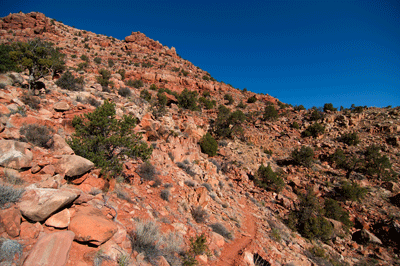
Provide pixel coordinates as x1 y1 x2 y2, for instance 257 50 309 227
0 206 21 237
0 140 33 169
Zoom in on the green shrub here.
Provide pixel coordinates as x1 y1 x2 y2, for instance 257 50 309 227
20 124 54 148
236 101 247 109
141 62 153 68
247 95 257 103
80 54 89 62
96 69 112 89
291 146 314 167
202 75 210 81
178 88 199 111
183 234 209 266
323 103 337 112
117 69 126 80
324 198 353 228
339 181 367 201
68 100 152 178
126 79 143 88
364 145 393 180
199 133 218 157
77 62 88 71
213 105 245 139
339 132 360 146
140 89 152 102
93 57 102 64
254 163 284 192
199 97 216 110
118 87 131 97
209 223 233 240
108 58 114 67
56 71 84 91
263 105 278 121
0 185 24 209
149 84 158 90
302 123 325 138
293 105 306 111
291 121 300 129
309 109 324 121
287 189 333 241
0 43 19 73
224 94 234 105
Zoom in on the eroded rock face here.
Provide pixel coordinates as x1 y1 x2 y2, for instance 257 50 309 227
18 188 79 222
0 140 33 169
69 206 118 246
55 155 94 178
23 231 75 266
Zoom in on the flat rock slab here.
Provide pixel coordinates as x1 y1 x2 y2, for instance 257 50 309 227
24 231 75 266
45 208 70 229
18 188 79 222
55 155 94 178
69 206 117 246
0 140 33 169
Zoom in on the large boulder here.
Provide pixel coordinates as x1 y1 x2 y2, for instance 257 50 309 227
0 206 21 238
23 231 75 266
55 155 94 178
18 188 79 222
0 140 33 169
69 206 118 246
352 229 382 245
52 134 74 155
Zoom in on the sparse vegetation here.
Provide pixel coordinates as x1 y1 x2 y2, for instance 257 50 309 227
302 122 325 138
191 206 208 223
56 70 84 91
20 124 54 148
0 184 24 209
339 181 367 201
199 133 218 157
209 223 233 240
291 146 314 167
178 88 199 111
118 87 131 97
339 132 360 146
224 93 234 105
68 100 152 178
254 163 285 192
263 105 279 121
0 238 23 265
247 95 257 103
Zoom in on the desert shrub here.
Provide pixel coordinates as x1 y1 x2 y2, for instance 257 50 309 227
199 97 216 110
140 89 152 102
68 100 152 178
141 62 153 68
209 223 233 240
291 121 300 129
191 206 208 223
324 198 353 228
236 101 247 109
254 163 284 192
149 84 158 91
363 145 393 180
118 87 131 97
117 69 126 80
128 220 161 264
178 88 199 111
263 105 278 121
126 79 143 88
0 43 19 73
309 107 324 121
213 105 245 139
93 57 102 64
293 105 306 111
291 146 314 167
0 238 23 265
350 104 364 113
96 68 112 89
339 181 367 201
108 58 114 67
138 161 157 182
20 124 54 148
302 123 325 138
152 92 168 118
224 94 234 105
287 189 333 241
247 95 257 103
201 183 212 192
184 179 196 187
323 103 337 112
339 132 360 146
0 185 24 209
87 97 100 107
160 189 170 201
80 54 89 62
183 234 209 266
199 133 218 157
55 70 84 91
21 93 40 110
202 75 210 81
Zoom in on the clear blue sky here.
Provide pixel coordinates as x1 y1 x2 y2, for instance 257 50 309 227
2 0 399 108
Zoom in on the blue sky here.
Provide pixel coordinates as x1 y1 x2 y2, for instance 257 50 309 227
1 0 399 108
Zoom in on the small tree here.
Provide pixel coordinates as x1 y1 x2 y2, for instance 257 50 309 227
339 132 360 146
96 69 113 89
323 103 337 112
213 105 245 139
224 94 234 105
247 95 257 103
292 146 314 167
263 105 278 121
200 133 218 157
56 71 84 91
9 38 65 89
178 88 199 111
255 163 284 192
68 100 152 178
302 123 325 138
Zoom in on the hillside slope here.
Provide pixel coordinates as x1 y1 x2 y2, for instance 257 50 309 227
0 12 400 266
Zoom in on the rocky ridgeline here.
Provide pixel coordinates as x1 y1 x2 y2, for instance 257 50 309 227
0 11 400 266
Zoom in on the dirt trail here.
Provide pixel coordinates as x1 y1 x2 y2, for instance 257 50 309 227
214 199 258 266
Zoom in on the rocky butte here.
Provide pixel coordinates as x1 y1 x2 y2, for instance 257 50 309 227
0 11 399 266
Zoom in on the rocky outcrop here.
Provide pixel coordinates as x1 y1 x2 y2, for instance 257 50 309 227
18 188 79 222
55 155 95 178
23 231 75 266
0 140 33 169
